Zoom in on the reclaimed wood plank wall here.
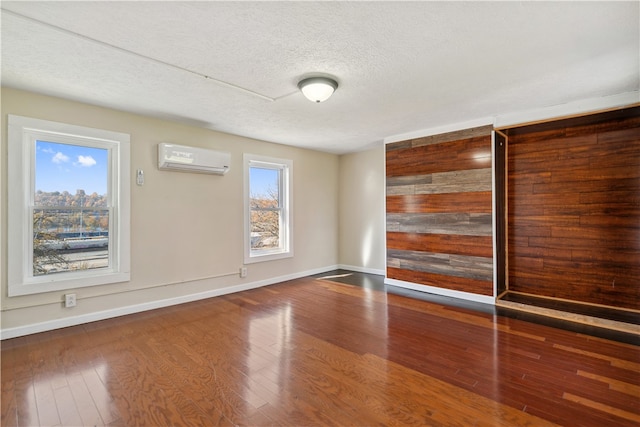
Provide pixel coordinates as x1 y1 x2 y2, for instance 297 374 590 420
506 107 640 310
386 125 494 296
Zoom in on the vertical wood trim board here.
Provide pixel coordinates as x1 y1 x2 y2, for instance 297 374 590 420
494 131 508 296
507 108 640 310
386 125 494 296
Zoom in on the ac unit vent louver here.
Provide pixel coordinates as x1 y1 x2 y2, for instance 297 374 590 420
158 143 230 175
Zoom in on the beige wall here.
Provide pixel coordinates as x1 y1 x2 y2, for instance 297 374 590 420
338 145 386 274
1 88 340 335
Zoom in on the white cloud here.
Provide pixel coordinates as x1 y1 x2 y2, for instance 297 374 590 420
52 152 69 164
76 155 97 167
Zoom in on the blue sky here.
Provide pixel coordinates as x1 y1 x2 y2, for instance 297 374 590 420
36 140 108 195
250 167 279 198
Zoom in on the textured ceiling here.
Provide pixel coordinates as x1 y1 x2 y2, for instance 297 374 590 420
2 1 638 154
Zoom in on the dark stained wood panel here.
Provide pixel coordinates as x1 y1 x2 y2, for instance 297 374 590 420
506 107 640 310
494 131 508 295
386 127 494 296
387 267 494 296
387 191 492 213
386 136 492 177
387 232 493 258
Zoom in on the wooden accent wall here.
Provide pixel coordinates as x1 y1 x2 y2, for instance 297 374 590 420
386 125 494 296
506 107 640 310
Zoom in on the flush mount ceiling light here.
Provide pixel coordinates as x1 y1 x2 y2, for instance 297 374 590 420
298 77 338 103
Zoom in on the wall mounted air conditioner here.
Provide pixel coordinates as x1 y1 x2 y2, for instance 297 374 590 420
158 143 230 175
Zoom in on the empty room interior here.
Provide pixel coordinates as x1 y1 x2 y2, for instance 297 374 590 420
1 2 639 426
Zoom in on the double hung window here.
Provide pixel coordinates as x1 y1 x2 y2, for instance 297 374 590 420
8 115 130 296
244 154 292 263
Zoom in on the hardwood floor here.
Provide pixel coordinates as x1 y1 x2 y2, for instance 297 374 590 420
2 273 639 426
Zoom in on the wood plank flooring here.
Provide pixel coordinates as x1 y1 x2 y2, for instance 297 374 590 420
2 273 639 426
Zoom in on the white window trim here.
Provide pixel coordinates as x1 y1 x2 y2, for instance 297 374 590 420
243 153 293 264
7 115 130 296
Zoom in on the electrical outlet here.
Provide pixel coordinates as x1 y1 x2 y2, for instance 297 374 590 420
240 267 247 278
64 293 76 308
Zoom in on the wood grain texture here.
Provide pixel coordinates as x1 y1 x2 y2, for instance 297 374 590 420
495 131 507 295
387 266 495 296
387 191 492 213
3 275 639 426
386 136 492 177
387 232 493 257
386 169 492 196
387 213 493 236
386 128 494 296
386 124 494 151
506 108 640 310
388 249 493 281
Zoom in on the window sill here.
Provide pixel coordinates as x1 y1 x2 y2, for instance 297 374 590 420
244 250 293 265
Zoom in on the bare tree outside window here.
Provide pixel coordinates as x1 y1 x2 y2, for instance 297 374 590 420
33 210 70 275
250 167 281 250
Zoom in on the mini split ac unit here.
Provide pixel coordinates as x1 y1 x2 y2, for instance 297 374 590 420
158 143 230 175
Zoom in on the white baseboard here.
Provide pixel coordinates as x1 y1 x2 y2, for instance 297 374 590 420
1 265 339 340
338 264 385 276
384 277 495 305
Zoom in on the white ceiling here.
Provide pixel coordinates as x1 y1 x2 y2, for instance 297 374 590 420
2 1 638 154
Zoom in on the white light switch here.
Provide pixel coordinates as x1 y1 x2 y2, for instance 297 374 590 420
136 169 144 185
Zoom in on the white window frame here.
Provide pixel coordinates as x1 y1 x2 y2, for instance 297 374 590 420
243 154 293 264
7 115 130 296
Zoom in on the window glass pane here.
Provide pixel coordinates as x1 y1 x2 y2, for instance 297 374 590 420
250 209 280 250
35 141 108 208
244 154 291 264
33 140 110 276
33 209 109 276
34 189 109 208
250 167 279 208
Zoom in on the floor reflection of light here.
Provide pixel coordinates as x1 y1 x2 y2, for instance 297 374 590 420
30 362 110 425
363 286 376 324
317 273 353 280
491 313 501 410
247 303 292 407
